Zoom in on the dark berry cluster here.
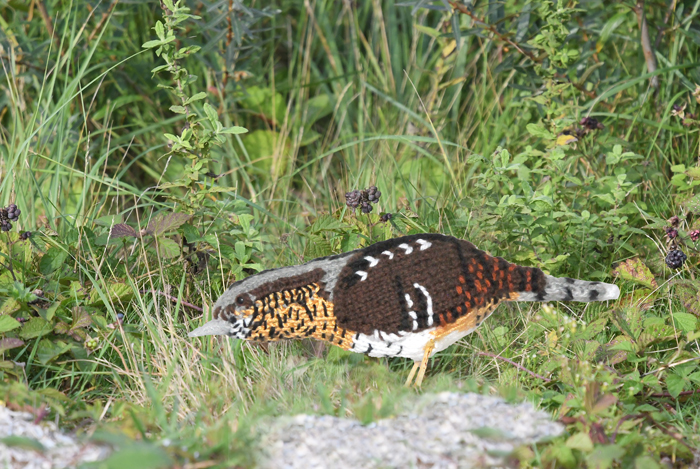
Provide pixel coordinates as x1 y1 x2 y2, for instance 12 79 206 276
663 215 689 269
379 213 393 223
345 186 382 214
665 249 687 269
19 231 31 240
664 226 678 239
0 204 21 231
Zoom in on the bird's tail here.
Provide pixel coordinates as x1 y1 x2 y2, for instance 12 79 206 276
513 274 619 303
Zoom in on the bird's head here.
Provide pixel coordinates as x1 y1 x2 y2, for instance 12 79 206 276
188 278 260 339
188 262 340 339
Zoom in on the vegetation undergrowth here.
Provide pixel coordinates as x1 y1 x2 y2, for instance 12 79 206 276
1 0 700 467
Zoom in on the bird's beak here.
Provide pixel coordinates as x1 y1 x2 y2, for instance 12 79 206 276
188 319 231 337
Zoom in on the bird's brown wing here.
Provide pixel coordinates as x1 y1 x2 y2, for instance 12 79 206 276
332 234 544 335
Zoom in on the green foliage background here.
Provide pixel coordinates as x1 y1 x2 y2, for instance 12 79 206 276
1 0 700 467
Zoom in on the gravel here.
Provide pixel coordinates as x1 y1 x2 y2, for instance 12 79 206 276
0 404 110 469
258 392 564 469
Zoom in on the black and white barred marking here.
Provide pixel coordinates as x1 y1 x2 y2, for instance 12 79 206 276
354 238 433 282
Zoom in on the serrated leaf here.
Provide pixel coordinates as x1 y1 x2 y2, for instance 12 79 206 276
181 224 202 243
147 212 191 236
71 307 92 329
672 312 697 332
0 338 24 353
581 340 601 361
39 247 68 275
89 283 134 305
0 315 21 333
612 308 643 340
155 238 180 259
110 223 138 239
611 258 657 289
19 317 52 340
573 318 608 341
666 373 687 398
37 339 70 365
605 336 634 364
638 323 678 347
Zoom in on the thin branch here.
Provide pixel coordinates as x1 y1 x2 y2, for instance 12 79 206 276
649 388 700 399
478 351 552 382
139 290 203 312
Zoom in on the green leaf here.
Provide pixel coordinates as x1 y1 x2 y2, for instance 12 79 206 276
598 13 628 45
155 238 180 259
18 317 52 340
0 315 21 333
183 92 207 105
566 432 593 452
526 123 555 139
611 258 657 289
219 126 248 135
37 339 71 365
39 247 68 275
89 283 134 306
666 373 687 398
169 105 186 114
638 323 678 347
155 20 165 40
672 312 698 333
573 318 608 341
181 224 202 243
587 444 625 468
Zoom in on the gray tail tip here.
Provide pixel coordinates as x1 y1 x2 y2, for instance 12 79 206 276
601 283 620 301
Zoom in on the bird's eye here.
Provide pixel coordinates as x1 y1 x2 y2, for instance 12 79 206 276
236 296 245 305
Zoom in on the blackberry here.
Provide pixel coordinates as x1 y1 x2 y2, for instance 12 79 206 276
665 249 687 269
360 201 373 214
1 221 11 232
345 190 362 210
20 231 31 240
367 186 381 203
668 215 680 227
379 213 393 223
664 227 678 239
689 230 700 242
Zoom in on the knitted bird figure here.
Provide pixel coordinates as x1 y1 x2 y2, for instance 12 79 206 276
189 234 619 386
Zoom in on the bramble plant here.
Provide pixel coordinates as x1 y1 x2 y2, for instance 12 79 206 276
142 0 248 208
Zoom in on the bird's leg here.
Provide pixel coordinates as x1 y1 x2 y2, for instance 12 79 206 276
414 338 435 387
405 361 419 387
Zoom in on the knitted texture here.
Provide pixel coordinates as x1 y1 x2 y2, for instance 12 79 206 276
192 233 619 368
